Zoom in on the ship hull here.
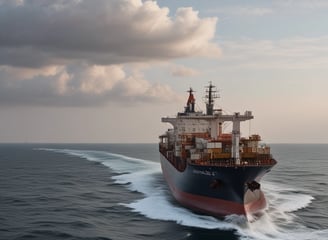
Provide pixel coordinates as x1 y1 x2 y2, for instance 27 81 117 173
160 153 272 217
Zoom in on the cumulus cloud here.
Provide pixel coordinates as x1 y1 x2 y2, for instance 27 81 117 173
0 0 219 107
0 64 181 107
0 0 219 67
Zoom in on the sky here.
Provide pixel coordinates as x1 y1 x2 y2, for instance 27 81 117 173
0 0 327 143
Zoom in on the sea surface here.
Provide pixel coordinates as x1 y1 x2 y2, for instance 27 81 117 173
0 143 327 240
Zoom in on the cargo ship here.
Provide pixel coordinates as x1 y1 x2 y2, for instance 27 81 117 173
159 83 277 217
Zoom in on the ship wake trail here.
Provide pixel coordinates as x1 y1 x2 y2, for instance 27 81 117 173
39 148 328 240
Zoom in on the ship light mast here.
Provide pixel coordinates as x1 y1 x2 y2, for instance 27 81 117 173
205 82 218 115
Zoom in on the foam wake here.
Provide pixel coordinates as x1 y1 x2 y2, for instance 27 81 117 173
239 182 327 240
39 148 328 240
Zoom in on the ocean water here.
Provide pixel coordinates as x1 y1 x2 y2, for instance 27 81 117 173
0 143 327 240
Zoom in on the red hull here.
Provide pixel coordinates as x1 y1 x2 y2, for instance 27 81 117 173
171 182 246 216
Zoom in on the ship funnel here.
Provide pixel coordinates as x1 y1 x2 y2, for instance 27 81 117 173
185 88 195 113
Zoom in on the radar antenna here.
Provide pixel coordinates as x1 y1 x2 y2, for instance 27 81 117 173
205 82 219 115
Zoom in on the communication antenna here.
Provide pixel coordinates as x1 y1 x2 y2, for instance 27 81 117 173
204 81 219 115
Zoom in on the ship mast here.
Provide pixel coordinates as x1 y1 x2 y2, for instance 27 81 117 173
205 82 218 115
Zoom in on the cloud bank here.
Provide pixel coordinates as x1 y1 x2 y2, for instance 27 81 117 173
0 0 219 106
220 36 328 70
0 0 219 67
0 64 182 107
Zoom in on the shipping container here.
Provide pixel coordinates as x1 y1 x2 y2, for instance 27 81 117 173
191 153 201 160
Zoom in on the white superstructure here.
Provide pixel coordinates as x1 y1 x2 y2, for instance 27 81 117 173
162 84 254 165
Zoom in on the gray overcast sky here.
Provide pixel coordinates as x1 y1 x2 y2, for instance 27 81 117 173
0 0 328 143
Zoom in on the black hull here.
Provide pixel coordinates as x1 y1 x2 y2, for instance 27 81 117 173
160 154 273 216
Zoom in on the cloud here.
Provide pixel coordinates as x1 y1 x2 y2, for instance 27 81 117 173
0 64 182 107
0 0 220 107
207 6 273 16
171 65 199 77
220 36 328 69
0 0 219 68
274 0 328 9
